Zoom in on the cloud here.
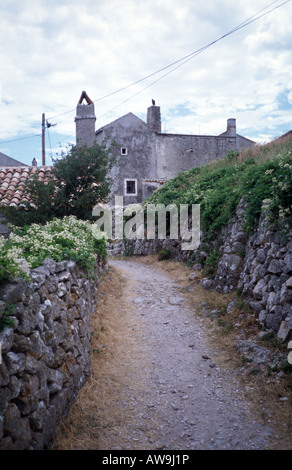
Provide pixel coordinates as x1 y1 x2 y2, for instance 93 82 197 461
0 0 291 165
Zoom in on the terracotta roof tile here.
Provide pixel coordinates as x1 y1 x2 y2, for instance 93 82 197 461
0 166 53 208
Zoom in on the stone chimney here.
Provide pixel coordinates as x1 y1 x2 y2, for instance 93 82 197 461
226 118 236 136
147 100 161 133
75 91 96 147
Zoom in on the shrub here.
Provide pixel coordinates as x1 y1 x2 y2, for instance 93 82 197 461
0 216 107 282
2 141 117 227
0 304 15 332
158 247 172 261
145 145 292 244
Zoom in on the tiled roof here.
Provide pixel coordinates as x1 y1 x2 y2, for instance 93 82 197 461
0 166 53 208
144 179 166 184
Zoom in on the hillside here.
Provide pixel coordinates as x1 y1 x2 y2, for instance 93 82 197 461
145 133 292 248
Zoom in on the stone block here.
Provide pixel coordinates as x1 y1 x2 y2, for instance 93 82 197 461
277 315 292 342
284 252 292 273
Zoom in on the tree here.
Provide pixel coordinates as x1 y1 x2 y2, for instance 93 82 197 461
48 141 116 220
3 141 116 226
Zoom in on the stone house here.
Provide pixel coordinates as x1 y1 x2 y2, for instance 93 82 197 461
75 91 255 205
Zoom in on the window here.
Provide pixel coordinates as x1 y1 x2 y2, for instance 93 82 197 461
121 147 128 155
125 179 137 196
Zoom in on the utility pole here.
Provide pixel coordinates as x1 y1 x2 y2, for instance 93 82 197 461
42 113 46 166
41 113 57 166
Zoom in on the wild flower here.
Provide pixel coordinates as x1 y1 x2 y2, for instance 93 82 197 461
0 216 107 282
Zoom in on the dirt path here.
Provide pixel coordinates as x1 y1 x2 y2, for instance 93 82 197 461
53 257 291 450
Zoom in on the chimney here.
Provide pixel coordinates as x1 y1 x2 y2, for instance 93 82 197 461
147 100 161 133
75 91 96 147
226 118 236 136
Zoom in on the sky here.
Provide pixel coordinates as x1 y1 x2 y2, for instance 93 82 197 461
0 0 291 166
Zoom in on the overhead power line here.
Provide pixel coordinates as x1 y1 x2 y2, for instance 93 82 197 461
49 0 291 122
97 0 292 119
0 133 41 145
0 0 290 147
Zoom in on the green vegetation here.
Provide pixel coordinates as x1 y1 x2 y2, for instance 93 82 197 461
0 143 113 283
0 304 15 332
0 216 107 282
158 247 172 261
2 141 116 226
144 134 292 271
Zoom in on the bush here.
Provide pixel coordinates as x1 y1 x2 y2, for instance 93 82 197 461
0 216 107 282
145 145 292 244
2 141 117 227
158 247 172 261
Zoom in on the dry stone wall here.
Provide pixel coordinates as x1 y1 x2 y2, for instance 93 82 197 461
108 202 292 342
0 257 106 450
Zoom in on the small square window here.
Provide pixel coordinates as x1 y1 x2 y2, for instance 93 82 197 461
125 179 137 196
127 180 135 194
121 147 128 155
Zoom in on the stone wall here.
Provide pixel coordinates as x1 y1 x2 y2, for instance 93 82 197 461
108 202 292 342
0 256 106 450
0 213 11 239
155 134 237 181
214 206 292 342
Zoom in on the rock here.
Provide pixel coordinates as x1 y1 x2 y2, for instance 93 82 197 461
30 272 46 288
258 309 267 325
251 264 266 284
284 253 292 273
277 315 292 342
5 352 26 375
57 271 71 282
0 301 5 317
3 404 31 450
234 231 249 243
267 259 282 274
201 279 213 290
55 261 68 273
192 263 202 271
266 305 286 331
256 249 266 264
280 286 292 304
168 296 184 305
0 280 27 304
236 340 270 364
252 277 269 300
227 301 236 314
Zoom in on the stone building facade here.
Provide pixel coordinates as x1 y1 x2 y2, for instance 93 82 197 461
75 92 255 205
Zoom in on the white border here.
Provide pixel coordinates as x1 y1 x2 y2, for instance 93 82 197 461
124 178 137 196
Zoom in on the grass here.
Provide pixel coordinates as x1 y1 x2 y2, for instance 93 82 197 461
144 134 292 274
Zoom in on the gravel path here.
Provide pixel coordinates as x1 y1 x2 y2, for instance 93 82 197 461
99 258 279 450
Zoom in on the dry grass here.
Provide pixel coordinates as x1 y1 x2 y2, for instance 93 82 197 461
52 263 160 450
52 255 292 450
